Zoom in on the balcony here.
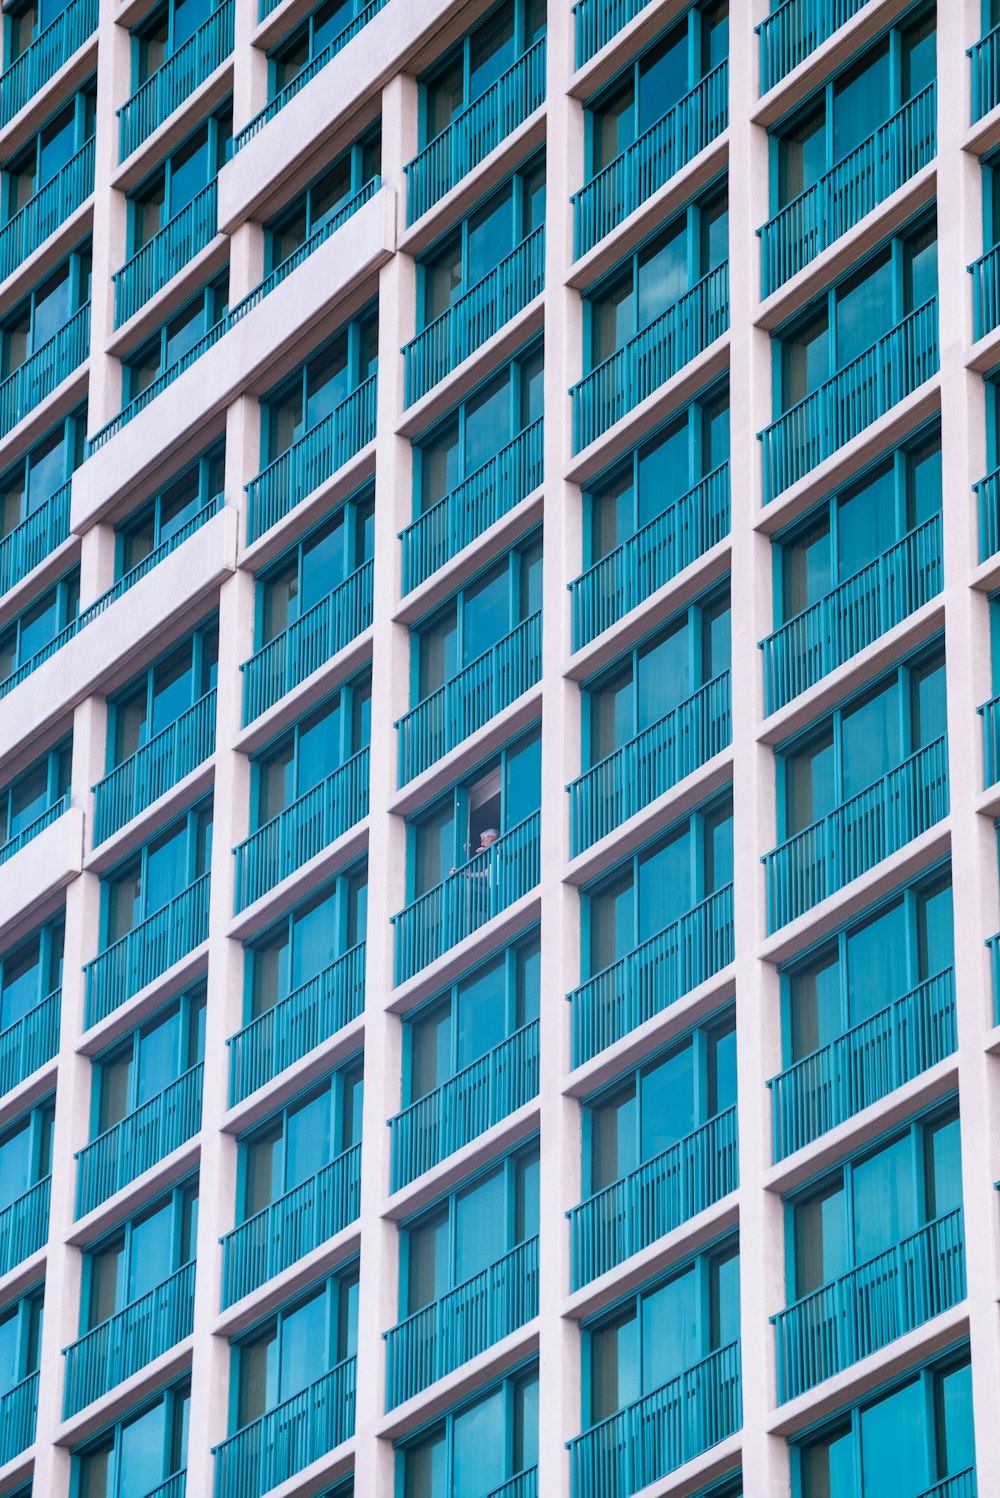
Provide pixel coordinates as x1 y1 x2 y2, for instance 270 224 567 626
246 376 377 543
773 1208 965 1402
93 691 217 846
570 465 730 650
568 1107 738 1290
573 0 654 68
0 988 59 1097
988 934 1000 1025
392 812 540 986
759 300 939 502
975 466 1000 562
385 1237 538 1409
568 1341 741 1498
63 1261 196 1416
114 182 218 328
0 137 94 284
0 0 97 126
971 240 1000 342
757 0 868 95
971 23 1000 123
84 875 211 1028
572 262 729 452
0 1176 49 1274
233 747 369 912
569 885 734 1067
769 969 956 1161
0 302 89 438
574 64 728 259
759 85 936 297
405 229 544 406
0 1371 37 1463
220 1144 360 1307
762 737 949 932
240 561 373 725
0 480 71 598
227 943 365 1107
568 673 731 855
400 419 543 594
389 1020 539 1192
921 1476 975 1498
118 0 234 160
405 39 546 226
760 515 943 714
0 790 70 868
231 0 387 151
212 1357 356 1498
397 614 542 786
75 1064 203 1217
980 694 1000 787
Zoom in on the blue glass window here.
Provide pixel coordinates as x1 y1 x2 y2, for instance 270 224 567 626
0 1096 53 1210
123 272 229 402
267 0 369 98
404 929 539 1106
92 985 205 1136
244 864 367 1020
585 182 727 368
408 724 541 898
261 305 377 468
266 123 381 271
1 80 95 215
5 0 76 61
0 405 86 545
74 1376 190 1498
132 0 218 83
251 670 370 829
0 735 69 849
400 1362 538 1498
82 1177 198 1334
102 797 212 945
257 485 374 649
584 791 733 975
128 103 231 254
107 615 218 771
0 911 63 1032
414 342 542 518
401 1140 538 1314
239 1056 362 1220
0 1284 42 1400
232 1264 358 1427
420 0 545 145
0 243 90 379
115 443 224 579
0 565 80 684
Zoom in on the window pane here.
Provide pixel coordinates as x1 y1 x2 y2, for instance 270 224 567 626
642 1264 697 1387
841 680 900 798
454 1387 505 1496
852 1136 916 1263
859 1378 925 1497
801 1424 856 1498
118 1400 167 1497
836 254 893 369
456 1167 504 1281
590 1084 636 1191
845 899 906 1025
935 1359 974 1480
641 1044 694 1157
794 1183 846 1296
456 955 506 1067
925 1112 962 1220
591 1309 638 1421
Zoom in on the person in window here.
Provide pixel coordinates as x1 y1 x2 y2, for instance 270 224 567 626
450 826 498 876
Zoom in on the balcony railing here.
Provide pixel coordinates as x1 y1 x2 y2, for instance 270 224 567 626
763 736 949 932
397 613 542 785
0 790 70 866
760 514 943 713
482 1474 537 1498
769 969 956 1161
0 136 94 283
573 0 654 67
114 181 218 326
569 1107 738 1289
757 0 868 94
213 1357 356 1498
570 885 734 1067
568 673 731 855
227 942 365 1107
1 0 97 125
240 562 373 725
139 1474 186 1498
972 239 1000 342
405 39 546 225
118 0 234 160
400 418 543 593
979 693 1000 787
0 1176 49 1274
568 1341 741 1498
75 1064 203 1217
93 691 217 846
774 1208 965 1402
918 1474 976 1498
0 988 59 1097
0 479 71 597
975 465 1000 562
987 933 1000 1026
221 1144 361 1308
84 875 211 1027
390 1020 539 1192
246 376 377 543
570 464 730 650
392 812 540 985
760 84 936 296
574 63 728 258
385 1237 538 1408
0 301 90 437
573 261 729 451
63 1261 196 1416
971 22 1000 123
231 0 387 150
405 229 544 405
759 299 939 502
0 1371 37 1464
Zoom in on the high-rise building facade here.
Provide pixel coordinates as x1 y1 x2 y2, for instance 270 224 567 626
0 0 996 1494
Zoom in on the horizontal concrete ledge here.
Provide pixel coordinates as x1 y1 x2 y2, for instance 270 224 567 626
0 807 84 948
